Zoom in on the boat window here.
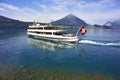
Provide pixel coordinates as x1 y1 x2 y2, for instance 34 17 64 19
28 31 43 34
28 27 43 29
38 28 43 29
44 27 59 30
36 32 43 34
44 32 52 34
54 32 66 35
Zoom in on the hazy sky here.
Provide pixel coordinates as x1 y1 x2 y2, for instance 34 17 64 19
0 0 120 25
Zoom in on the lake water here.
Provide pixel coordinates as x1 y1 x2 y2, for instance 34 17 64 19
0 28 120 80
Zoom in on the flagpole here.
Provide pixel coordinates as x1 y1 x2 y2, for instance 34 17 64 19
76 25 83 36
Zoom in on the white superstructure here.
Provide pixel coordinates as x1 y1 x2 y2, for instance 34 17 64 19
27 23 79 42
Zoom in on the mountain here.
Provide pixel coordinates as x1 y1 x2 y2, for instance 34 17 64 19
103 20 120 28
0 15 32 29
0 15 20 22
93 24 110 29
51 14 87 26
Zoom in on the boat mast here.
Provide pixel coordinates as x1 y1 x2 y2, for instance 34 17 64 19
33 20 35 25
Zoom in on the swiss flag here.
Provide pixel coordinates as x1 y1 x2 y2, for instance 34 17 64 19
80 25 86 35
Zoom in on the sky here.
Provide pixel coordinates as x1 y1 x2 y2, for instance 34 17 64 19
0 0 120 25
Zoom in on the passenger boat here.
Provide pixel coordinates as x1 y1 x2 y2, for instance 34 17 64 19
27 22 86 42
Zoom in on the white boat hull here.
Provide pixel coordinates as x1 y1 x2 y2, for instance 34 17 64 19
27 32 79 42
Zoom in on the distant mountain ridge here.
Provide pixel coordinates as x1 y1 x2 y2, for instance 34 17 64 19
0 15 20 22
51 14 88 26
103 20 120 28
1 15 120 29
0 15 31 29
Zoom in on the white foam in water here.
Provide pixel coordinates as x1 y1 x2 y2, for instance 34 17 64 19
79 40 120 46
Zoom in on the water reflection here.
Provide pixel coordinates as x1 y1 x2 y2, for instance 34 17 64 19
78 49 85 57
27 37 78 51
75 45 85 57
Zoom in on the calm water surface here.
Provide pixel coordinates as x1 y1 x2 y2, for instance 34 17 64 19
0 28 120 80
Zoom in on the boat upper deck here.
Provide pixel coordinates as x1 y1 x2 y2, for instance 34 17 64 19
29 23 63 30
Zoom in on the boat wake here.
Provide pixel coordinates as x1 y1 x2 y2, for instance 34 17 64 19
79 40 120 46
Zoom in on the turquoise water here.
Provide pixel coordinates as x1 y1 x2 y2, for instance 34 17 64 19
0 29 120 80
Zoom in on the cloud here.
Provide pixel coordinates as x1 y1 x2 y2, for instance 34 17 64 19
0 3 40 21
40 5 46 9
71 0 115 11
74 9 120 24
0 0 120 24
32 0 116 14
32 1 46 9
0 7 5 11
0 3 20 11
